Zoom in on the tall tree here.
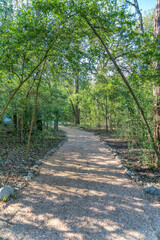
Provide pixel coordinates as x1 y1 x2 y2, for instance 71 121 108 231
154 0 160 38
153 0 160 165
126 0 144 33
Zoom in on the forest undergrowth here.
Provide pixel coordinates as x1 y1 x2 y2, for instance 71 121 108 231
0 125 65 188
81 127 160 187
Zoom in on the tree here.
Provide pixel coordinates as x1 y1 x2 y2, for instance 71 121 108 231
153 0 160 166
126 0 144 33
0 0 159 166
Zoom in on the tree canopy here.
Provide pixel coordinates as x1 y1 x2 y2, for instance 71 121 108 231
0 0 159 166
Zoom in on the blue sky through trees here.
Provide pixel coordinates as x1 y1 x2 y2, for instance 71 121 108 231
138 0 156 12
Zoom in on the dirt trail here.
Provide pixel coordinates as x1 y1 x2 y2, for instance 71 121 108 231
0 127 160 240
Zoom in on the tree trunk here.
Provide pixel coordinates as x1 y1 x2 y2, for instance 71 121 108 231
21 115 24 144
36 110 43 131
75 75 80 125
13 112 17 132
126 0 144 34
81 13 160 166
154 0 160 167
54 118 58 132
105 96 108 133
16 113 19 142
154 0 160 38
26 62 46 157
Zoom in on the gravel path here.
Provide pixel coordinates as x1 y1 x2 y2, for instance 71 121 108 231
0 127 160 240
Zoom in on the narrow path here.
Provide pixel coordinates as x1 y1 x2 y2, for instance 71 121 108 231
0 127 160 240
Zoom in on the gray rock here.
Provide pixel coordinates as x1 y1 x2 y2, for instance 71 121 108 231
157 232 160 240
28 172 34 178
0 185 14 200
126 170 134 178
121 166 126 170
157 195 160 202
30 165 39 173
35 160 42 165
154 189 160 196
17 183 23 189
132 175 140 182
137 181 143 186
23 175 32 181
144 183 151 188
144 186 158 195
29 168 35 173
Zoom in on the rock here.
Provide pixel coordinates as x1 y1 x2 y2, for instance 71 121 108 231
144 183 151 188
126 170 134 178
29 168 35 174
154 193 160 202
137 181 143 186
121 166 126 170
35 160 42 165
17 183 23 189
132 175 140 182
30 165 39 173
154 189 160 196
0 185 14 200
27 172 34 178
34 165 39 168
157 232 160 240
23 175 32 181
144 185 159 196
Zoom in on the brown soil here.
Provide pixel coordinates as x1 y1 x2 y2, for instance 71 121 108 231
81 128 160 187
0 126 65 188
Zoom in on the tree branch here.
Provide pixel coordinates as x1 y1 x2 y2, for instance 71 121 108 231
26 61 46 156
0 54 48 121
80 12 160 164
126 0 144 34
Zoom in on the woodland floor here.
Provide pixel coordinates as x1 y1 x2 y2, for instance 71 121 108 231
81 128 160 188
0 125 65 188
0 126 160 240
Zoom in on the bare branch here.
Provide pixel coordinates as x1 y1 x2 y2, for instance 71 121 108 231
126 0 144 34
126 0 136 7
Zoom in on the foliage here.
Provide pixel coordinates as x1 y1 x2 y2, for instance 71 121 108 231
0 0 158 166
2 196 7 202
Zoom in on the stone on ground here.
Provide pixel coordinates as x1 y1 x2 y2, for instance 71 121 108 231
0 185 14 200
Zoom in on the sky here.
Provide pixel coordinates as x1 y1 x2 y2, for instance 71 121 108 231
138 0 156 12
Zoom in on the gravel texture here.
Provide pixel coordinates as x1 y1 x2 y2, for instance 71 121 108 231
0 127 160 240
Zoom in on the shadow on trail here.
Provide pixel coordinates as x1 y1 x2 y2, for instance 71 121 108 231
1 128 160 240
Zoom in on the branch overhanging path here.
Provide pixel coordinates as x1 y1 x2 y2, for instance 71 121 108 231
0 127 159 240
80 13 160 167
0 14 74 122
